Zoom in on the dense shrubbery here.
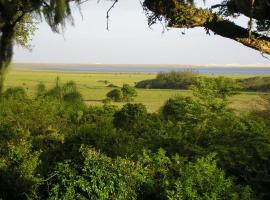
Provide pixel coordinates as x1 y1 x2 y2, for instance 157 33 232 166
237 76 270 92
0 78 270 199
106 84 137 102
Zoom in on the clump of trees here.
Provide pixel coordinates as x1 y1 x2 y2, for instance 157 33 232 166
136 70 198 89
106 84 138 102
136 71 270 93
136 70 240 93
1 78 270 199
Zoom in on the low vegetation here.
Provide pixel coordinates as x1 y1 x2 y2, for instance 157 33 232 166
1 78 270 199
237 76 270 92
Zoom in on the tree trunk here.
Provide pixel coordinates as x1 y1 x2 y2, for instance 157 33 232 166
0 25 15 93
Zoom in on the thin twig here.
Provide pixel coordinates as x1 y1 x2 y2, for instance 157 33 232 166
106 0 118 31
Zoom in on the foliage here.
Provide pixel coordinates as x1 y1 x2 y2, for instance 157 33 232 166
138 150 252 200
192 77 239 100
36 82 47 97
14 14 37 50
1 80 270 199
237 76 270 92
48 146 143 200
0 97 67 136
160 80 270 199
114 103 148 131
45 78 85 108
136 70 198 89
106 88 123 102
2 86 26 99
106 84 137 102
121 84 138 102
0 129 41 199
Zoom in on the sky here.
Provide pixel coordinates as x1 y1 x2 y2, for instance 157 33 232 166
13 0 270 65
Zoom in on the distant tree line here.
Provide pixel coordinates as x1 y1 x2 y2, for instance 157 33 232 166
136 71 270 92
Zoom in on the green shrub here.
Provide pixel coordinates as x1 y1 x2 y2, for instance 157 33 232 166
2 86 26 99
106 88 123 102
36 82 47 97
0 130 41 200
237 76 270 92
0 98 68 136
114 103 148 131
48 146 144 200
138 150 253 200
121 84 138 102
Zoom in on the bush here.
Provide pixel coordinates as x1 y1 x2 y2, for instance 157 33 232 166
106 84 138 102
121 84 138 102
0 131 41 199
161 96 204 124
138 150 253 200
106 88 123 102
2 87 26 99
48 147 252 200
237 76 270 92
114 103 148 131
192 76 239 100
36 82 46 97
0 98 68 136
48 146 144 199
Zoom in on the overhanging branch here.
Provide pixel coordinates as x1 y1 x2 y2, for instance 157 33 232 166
143 0 270 55
106 0 118 31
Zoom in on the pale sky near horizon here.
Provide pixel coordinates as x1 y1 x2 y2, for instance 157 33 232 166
13 0 270 65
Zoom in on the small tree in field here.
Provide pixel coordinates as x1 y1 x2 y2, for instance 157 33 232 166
106 84 138 102
106 89 123 102
121 84 138 102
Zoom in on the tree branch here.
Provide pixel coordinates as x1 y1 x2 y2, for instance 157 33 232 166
143 0 270 55
106 0 118 31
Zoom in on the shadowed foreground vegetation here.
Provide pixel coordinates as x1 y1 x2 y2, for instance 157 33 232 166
1 77 270 199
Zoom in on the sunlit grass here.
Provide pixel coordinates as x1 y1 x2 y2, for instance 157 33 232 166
5 68 269 112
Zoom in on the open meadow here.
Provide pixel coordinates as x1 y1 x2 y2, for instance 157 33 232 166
5 67 270 112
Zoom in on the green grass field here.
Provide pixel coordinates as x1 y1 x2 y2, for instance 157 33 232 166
5 68 270 112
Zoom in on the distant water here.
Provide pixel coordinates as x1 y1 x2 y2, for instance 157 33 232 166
35 66 270 74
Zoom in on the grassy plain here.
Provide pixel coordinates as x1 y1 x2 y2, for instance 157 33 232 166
5 68 270 112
